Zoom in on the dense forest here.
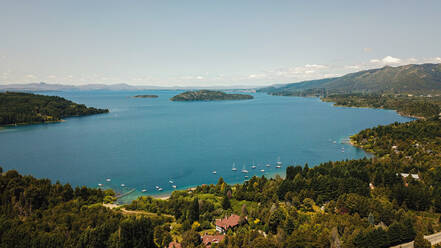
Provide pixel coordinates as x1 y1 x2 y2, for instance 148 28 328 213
323 94 441 119
0 92 109 125
170 90 253 101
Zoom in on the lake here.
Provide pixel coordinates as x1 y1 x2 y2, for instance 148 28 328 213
0 91 412 202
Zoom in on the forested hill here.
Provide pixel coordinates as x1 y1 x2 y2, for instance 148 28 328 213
259 63 441 95
170 90 253 101
0 92 109 125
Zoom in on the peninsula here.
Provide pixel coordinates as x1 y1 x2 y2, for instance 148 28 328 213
0 92 109 126
170 90 253 101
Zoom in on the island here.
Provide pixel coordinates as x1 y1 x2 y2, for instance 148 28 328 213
170 90 253 101
0 92 109 126
132 94 158 98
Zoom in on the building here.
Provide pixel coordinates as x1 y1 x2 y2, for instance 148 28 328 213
215 214 246 233
398 173 420 180
202 234 225 248
168 241 182 248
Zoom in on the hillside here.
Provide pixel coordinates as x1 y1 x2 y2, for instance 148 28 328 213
0 92 109 125
259 63 441 95
170 90 253 101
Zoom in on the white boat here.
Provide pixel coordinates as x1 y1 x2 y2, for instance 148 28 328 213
244 175 249 178
333 141 337 144
277 157 282 165
155 186 160 189
172 185 177 189
250 161 256 169
212 170 217 174
158 188 163 191
241 164 248 173
169 180 174 184
276 165 281 168
106 178 111 182
121 184 125 187
98 183 103 187
266 164 271 167
260 169 265 172
141 189 147 193
232 163 237 171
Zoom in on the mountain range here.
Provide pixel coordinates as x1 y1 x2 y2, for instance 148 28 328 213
259 63 441 95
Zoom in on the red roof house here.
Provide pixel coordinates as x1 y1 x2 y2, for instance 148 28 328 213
202 234 225 247
215 214 246 233
168 241 182 248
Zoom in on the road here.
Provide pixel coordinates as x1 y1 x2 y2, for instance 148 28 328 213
391 231 441 248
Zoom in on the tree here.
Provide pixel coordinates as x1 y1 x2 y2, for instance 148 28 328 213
189 198 199 222
222 195 231 210
181 230 201 248
414 232 431 248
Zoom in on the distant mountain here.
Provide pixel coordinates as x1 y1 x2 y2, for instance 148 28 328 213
0 82 174 92
0 82 258 92
258 63 441 95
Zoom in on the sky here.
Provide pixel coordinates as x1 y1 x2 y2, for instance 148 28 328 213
1 0 441 87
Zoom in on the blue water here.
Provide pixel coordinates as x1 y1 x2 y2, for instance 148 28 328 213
0 91 411 202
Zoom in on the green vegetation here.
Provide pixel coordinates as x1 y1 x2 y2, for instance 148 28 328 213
0 92 109 126
258 63 441 95
133 94 158 98
170 90 253 101
0 168 171 248
323 93 441 119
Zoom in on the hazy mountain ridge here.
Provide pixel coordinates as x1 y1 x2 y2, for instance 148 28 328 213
259 63 441 94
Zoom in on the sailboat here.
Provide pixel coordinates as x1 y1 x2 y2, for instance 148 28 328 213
141 189 147 193
232 163 237 171
276 157 282 168
106 178 111 182
212 170 217 174
241 164 248 173
251 161 256 169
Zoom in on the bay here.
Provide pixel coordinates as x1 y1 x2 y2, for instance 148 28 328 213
0 91 411 202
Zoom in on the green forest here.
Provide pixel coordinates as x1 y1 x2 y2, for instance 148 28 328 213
0 92 109 125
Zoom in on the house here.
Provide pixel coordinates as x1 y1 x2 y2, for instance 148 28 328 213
202 234 225 248
399 173 419 180
168 241 182 248
215 214 246 233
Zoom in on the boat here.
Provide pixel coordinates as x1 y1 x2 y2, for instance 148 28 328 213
266 164 270 167
333 141 337 144
260 169 265 172
172 185 177 189
232 163 237 171
98 183 103 187
250 161 256 169
141 189 147 193
241 164 248 173
121 184 125 187
106 178 111 182
277 157 282 166
276 165 281 168
158 188 163 191
169 180 174 184
244 175 249 178
155 186 160 189
212 170 217 174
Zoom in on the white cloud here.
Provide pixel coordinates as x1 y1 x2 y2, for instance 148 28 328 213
370 56 401 65
304 64 327 69
382 56 401 64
